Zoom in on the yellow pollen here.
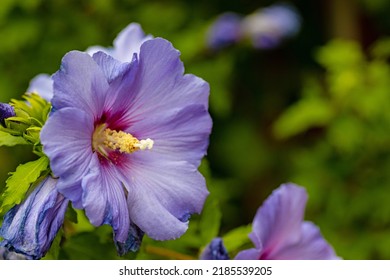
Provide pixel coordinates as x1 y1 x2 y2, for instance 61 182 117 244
103 128 153 154
92 124 154 158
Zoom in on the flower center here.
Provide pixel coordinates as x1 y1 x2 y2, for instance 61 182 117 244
92 123 153 158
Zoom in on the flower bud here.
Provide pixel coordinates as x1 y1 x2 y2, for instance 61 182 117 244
0 103 15 126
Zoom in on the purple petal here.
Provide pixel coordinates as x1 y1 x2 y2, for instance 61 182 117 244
86 23 152 63
269 222 340 260
40 27 212 250
200 238 230 260
92 51 136 84
115 222 144 256
51 51 109 118
234 248 262 260
85 45 114 57
92 51 140 120
112 22 153 62
237 183 340 260
115 38 209 127
122 154 208 240
41 107 94 205
0 246 28 260
129 104 212 167
0 176 68 259
81 156 130 243
27 74 53 101
250 183 307 257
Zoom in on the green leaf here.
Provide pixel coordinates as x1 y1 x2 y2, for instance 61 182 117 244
6 116 31 125
0 130 28 146
0 156 50 214
222 224 252 252
1 94 51 148
273 97 334 139
10 93 51 128
199 196 222 245
60 227 124 260
316 39 364 70
12 103 32 118
5 117 30 133
24 126 41 144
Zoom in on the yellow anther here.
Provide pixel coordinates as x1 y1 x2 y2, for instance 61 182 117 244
92 124 154 158
103 128 153 154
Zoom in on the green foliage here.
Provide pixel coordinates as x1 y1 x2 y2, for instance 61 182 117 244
0 94 50 156
273 97 334 139
0 19 40 55
0 156 49 215
188 53 234 118
359 0 390 14
222 224 252 254
60 226 124 260
371 37 390 59
272 39 390 259
0 130 27 146
213 120 269 181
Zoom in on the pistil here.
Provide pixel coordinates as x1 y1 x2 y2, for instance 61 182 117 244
92 124 153 157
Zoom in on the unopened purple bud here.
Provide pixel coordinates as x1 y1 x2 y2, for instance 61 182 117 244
0 103 15 126
0 177 68 260
200 238 230 260
0 246 28 260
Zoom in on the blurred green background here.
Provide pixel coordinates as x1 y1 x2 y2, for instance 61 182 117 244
1 0 390 259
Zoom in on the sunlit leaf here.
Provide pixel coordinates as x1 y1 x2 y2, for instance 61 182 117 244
273 97 334 139
0 130 28 146
222 224 252 252
0 156 49 214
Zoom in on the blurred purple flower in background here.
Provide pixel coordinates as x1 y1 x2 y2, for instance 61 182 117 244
27 74 54 101
0 103 15 126
86 23 153 62
235 183 339 260
0 176 68 260
206 3 300 50
206 13 243 50
41 33 212 255
242 4 301 49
